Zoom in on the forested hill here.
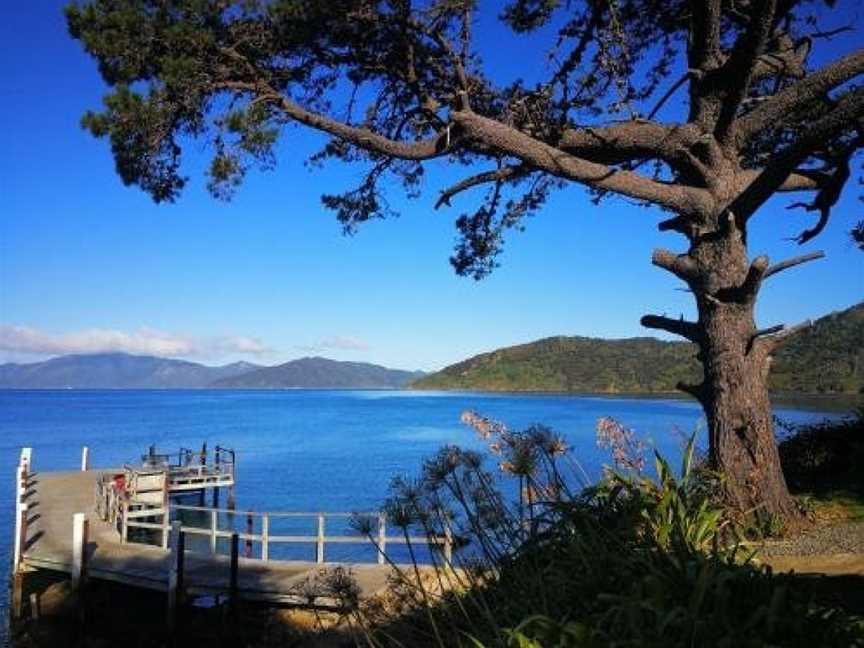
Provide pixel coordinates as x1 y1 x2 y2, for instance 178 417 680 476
411 303 863 395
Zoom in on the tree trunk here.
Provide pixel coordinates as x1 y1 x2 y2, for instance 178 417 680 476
690 216 795 519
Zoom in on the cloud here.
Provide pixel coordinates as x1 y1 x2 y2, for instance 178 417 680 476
214 335 271 355
295 335 371 353
0 325 272 359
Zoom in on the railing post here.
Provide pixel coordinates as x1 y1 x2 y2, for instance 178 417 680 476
377 513 387 565
316 514 325 564
443 524 453 564
261 514 269 562
71 513 89 588
16 464 25 502
121 502 129 544
20 447 32 476
13 502 28 574
80 446 89 472
210 509 218 555
162 508 170 549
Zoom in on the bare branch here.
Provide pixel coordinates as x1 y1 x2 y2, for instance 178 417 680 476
435 165 528 209
754 324 785 338
758 319 813 352
647 72 692 120
640 314 701 342
453 111 713 215
785 139 857 244
763 251 825 279
651 249 699 282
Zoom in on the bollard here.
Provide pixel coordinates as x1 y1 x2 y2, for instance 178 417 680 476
80 446 89 471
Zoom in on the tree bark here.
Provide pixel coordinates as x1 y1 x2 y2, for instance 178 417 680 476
689 217 796 519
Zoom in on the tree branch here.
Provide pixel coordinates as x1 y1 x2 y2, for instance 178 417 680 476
728 86 864 220
763 251 825 279
435 164 529 208
676 380 706 402
216 81 460 162
714 0 779 142
640 314 701 342
452 111 713 215
651 249 699 282
757 319 813 352
558 121 701 174
688 0 722 72
734 48 864 146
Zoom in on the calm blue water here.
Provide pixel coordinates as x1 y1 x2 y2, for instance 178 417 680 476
0 389 846 636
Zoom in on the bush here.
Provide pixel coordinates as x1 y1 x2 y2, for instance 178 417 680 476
777 407 864 495
342 414 864 647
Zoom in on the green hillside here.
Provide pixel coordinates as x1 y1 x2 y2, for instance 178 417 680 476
412 303 863 395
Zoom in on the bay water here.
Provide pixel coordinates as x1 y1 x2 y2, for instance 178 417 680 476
0 389 847 636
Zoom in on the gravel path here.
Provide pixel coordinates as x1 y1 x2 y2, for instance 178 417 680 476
758 520 864 557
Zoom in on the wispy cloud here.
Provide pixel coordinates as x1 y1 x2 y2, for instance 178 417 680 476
0 325 272 359
295 335 371 353
214 335 271 355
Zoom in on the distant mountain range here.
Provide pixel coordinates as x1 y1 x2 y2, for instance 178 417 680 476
0 354 423 390
210 357 425 389
411 303 864 395
2 303 860 393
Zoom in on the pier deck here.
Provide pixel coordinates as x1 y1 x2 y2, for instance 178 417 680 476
20 469 395 605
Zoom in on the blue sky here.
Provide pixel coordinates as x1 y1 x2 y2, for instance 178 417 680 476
0 2 861 371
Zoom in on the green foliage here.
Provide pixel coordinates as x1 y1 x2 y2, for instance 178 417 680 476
412 303 864 395
343 420 864 647
778 407 864 497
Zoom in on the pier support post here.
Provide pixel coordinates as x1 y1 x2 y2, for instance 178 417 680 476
167 521 184 632
11 501 28 620
13 502 28 575
377 513 386 565
80 446 89 472
229 532 239 614
261 514 269 562
316 514 325 564
71 513 89 588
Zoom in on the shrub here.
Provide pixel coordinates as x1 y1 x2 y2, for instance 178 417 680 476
342 414 864 647
777 407 864 495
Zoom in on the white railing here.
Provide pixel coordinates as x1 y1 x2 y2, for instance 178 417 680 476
123 504 452 565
